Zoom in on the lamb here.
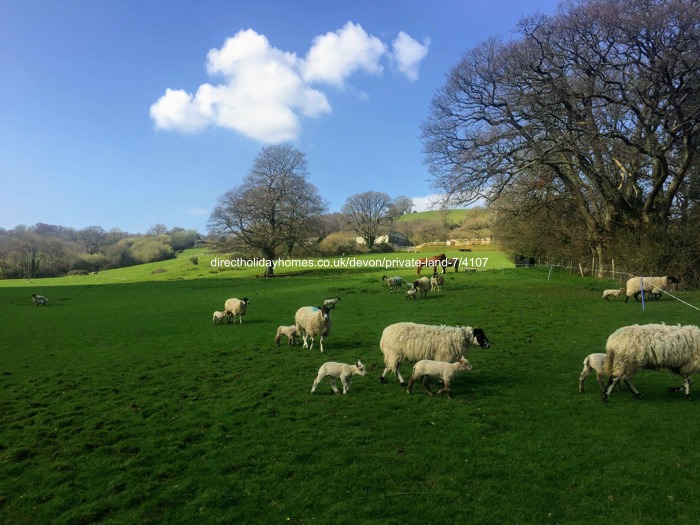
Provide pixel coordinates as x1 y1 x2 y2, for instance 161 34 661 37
624 276 678 302
407 356 472 398
430 273 444 292
602 289 624 301
405 289 417 300
311 360 366 395
32 294 48 306
578 353 607 393
602 323 700 402
224 297 249 324
295 305 332 352
212 311 226 324
382 275 404 293
379 322 490 384
323 296 341 309
413 277 431 299
275 325 298 346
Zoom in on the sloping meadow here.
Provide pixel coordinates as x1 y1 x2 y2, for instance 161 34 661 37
1 267 699 524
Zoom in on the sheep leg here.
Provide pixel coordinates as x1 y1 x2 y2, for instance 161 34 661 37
319 335 324 353
602 376 620 402
330 378 339 395
406 375 416 394
342 376 351 394
437 380 452 398
311 374 323 394
301 332 309 349
668 376 693 399
422 377 434 396
623 379 642 399
578 365 591 393
596 372 606 392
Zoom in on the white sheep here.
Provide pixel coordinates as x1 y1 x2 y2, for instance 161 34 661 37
602 323 700 402
323 296 341 309
224 297 249 324
430 273 444 292
275 325 298 346
578 353 607 393
382 275 404 293
405 289 417 300
212 311 226 324
407 356 472 398
379 322 490 384
32 294 48 306
413 277 431 299
602 289 624 301
624 275 678 302
311 360 366 395
295 305 332 352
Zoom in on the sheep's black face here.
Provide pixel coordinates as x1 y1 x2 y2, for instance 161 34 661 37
473 328 490 349
668 276 680 284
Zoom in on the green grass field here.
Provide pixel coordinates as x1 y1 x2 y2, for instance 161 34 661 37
2 254 700 524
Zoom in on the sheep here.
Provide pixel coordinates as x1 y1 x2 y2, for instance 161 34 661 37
405 289 417 300
311 360 366 395
295 305 332 352
224 297 249 324
430 272 444 292
407 356 472 398
31 294 48 306
212 311 226 324
275 325 298 346
382 275 404 293
602 323 700 402
379 322 490 384
323 296 341 309
624 276 678 303
602 289 624 301
578 353 607 393
412 277 431 299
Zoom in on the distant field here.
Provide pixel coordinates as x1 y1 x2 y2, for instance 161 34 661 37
2 259 700 524
394 208 477 223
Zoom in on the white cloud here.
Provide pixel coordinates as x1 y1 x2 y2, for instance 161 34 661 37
391 32 430 81
150 24 429 142
411 194 444 212
187 208 208 216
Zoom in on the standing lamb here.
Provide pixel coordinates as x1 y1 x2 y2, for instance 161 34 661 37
382 275 404 293
323 296 341 309
32 294 48 306
212 311 226 324
275 325 298 346
578 353 607 393
624 276 678 302
295 305 332 352
224 297 249 324
379 322 490 384
602 323 700 402
311 360 366 395
405 289 417 300
430 272 444 292
407 356 472 398
602 289 624 301
413 277 431 299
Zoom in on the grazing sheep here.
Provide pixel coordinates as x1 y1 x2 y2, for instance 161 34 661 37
311 360 366 395
430 272 444 292
32 294 48 306
624 276 679 302
407 356 472 398
602 323 700 402
382 275 404 293
323 296 341 309
602 289 624 301
295 305 332 352
405 289 417 300
224 297 249 324
275 325 298 346
212 311 226 324
413 277 431 299
379 322 490 384
578 353 607 393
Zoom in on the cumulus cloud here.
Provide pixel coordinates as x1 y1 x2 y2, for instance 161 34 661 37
150 23 429 142
391 32 430 81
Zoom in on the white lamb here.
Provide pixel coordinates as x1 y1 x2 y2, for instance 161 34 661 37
603 323 700 402
224 297 249 324
311 360 366 395
275 325 298 347
382 275 404 293
412 277 431 299
602 289 624 301
295 305 332 352
578 353 607 393
405 289 417 300
407 356 472 398
32 294 48 306
430 273 444 292
379 322 490 384
624 275 678 302
323 297 341 309
212 311 226 324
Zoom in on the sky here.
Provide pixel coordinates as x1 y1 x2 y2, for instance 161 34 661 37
1 0 562 234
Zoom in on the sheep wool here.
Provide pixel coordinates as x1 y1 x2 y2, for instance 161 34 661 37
295 305 332 352
578 353 607 393
407 357 472 397
275 325 298 347
379 322 490 384
311 361 366 395
413 277 431 299
603 323 700 401
224 297 249 324
624 276 678 302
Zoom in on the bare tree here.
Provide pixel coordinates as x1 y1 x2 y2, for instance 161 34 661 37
389 195 414 217
208 144 327 276
78 226 107 255
422 0 700 274
342 191 393 248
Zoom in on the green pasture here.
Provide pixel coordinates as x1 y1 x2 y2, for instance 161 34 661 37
394 208 475 224
2 262 700 524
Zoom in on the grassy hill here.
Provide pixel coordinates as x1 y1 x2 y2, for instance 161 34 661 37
394 208 477 224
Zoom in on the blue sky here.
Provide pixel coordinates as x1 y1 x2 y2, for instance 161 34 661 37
1 0 561 234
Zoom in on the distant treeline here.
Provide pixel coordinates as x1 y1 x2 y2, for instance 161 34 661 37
0 223 201 279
